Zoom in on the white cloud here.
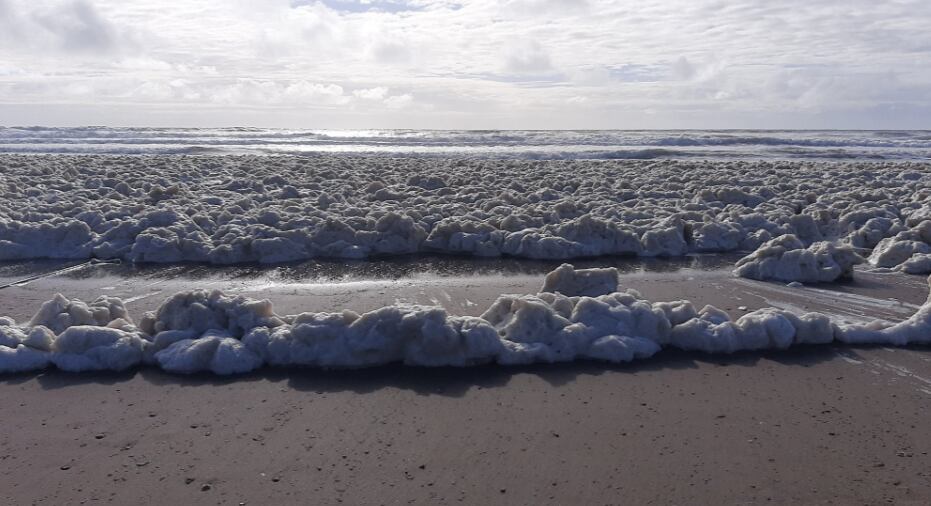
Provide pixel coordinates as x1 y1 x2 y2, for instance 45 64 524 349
283 81 350 105
0 0 930 127
383 93 413 108
503 0 589 16
353 86 390 100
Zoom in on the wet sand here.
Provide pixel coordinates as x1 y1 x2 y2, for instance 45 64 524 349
1 257 930 505
0 254 926 323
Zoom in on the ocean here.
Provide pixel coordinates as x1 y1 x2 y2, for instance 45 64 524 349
1 127 930 160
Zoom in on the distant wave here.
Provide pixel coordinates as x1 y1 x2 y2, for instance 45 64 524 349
1 127 930 160
0 144 231 155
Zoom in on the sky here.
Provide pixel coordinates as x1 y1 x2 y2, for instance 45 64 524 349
1 0 930 129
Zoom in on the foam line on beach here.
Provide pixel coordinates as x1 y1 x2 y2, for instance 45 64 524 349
1 265 929 376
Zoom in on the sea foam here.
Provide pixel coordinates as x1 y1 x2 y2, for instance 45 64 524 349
2 155 931 278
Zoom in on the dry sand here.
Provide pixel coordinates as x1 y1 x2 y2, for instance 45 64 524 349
0 257 929 505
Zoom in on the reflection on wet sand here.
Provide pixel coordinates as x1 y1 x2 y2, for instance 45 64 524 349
0 253 742 287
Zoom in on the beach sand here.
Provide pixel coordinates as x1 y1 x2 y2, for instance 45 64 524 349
2 347 930 505
0 259 929 504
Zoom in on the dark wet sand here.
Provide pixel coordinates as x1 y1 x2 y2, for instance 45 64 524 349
1 257 930 505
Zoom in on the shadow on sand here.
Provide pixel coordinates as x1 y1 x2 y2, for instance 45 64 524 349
3 343 919 398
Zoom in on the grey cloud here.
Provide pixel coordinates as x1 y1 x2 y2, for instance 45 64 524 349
33 0 119 53
671 57 695 80
504 41 553 74
370 39 412 64
1 0 136 55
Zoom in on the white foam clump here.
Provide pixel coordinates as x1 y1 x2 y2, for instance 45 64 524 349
154 330 263 375
868 220 931 269
0 318 54 373
243 307 506 368
540 263 619 296
2 264 931 376
51 325 147 372
668 306 835 353
2 155 930 270
734 234 864 282
897 253 931 274
29 293 133 334
138 289 285 337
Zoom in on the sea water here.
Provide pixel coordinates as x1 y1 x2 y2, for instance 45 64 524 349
1 127 930 160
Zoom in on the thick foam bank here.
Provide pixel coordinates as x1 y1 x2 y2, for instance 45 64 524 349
2 156 931 276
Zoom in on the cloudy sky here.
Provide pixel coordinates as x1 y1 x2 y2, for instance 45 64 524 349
1 0 930 129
